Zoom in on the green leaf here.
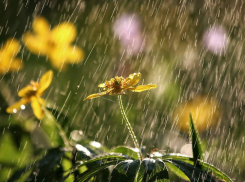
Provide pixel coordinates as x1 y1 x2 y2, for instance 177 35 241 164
161 153 194 165
189 114 203 168
72 145 111 182
0 132 33 169
42 111 65 147
112 146 139 159
76 153 131 168
136 158 169 182
0 124 30 150
200 161 233 182
74 154 129 182
8 165 33 182
74 161 116 182
8 125 30 149
166 159 215 182
111 159 140 182
164 162 190 181
162 153 233 181
27 148 65 181
47 107 69 128
72 154 134 181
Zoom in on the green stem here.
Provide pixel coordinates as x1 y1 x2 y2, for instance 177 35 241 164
44 108 71 149
118 95 143 161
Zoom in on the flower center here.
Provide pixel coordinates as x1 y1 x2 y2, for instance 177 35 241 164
25 81 39 97
47 39 56 49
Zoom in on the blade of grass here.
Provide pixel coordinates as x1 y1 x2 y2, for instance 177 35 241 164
189 114 203 168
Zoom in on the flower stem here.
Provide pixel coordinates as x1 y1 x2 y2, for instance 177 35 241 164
44 108 71 149
118 95 143 161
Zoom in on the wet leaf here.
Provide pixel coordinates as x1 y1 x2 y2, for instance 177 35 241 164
166 159 215 182
161 153 233 181
200 161 233 182
75 153 131 169
70 153 130 181
161 153 194 165
136 158 169 182
112 146 139 159
27 148 65 181
165 162 190 181
111 159 140 182
74 161 116 182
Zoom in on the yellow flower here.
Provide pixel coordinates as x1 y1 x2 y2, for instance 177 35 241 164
6 70 53 120
174 96 219 131
0 39 23 74
22 17 84 70
84 73 157 100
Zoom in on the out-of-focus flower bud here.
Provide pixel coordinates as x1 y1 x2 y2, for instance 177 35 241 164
113 14 144 55
203 27 228 54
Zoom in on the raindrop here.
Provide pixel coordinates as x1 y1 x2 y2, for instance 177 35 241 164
70 130 83 141
20 104 25 110
76 144 91 156
90 141 101 148
132 148 140 153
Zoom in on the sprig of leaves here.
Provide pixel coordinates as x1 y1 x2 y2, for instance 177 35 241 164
8 112 233 182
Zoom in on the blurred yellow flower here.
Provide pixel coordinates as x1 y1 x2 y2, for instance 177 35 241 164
0 39 23 74
6 70 53 120
174 96 219 131
84 73 157 100
22 17 84 70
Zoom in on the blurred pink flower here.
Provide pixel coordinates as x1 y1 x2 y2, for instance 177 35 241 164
113 14 144 55
203 27 228 54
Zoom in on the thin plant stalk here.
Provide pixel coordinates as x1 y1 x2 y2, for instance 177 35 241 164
118 95 143 161
44 108 71 149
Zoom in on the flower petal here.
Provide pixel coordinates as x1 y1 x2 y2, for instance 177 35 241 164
31 97 45 120
18 85 36 97
48 49 68 70
37 70 53 95
0 57 23 74
22 32 48 55
98 83 106 88
128 84 157 92
6 98 30 113
51 22 77 45
3 39 20 56
8 58 23 72
123 73 141 89
65 46 84 63
32 17 50 36
49 45 84 67
84 89 113 101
